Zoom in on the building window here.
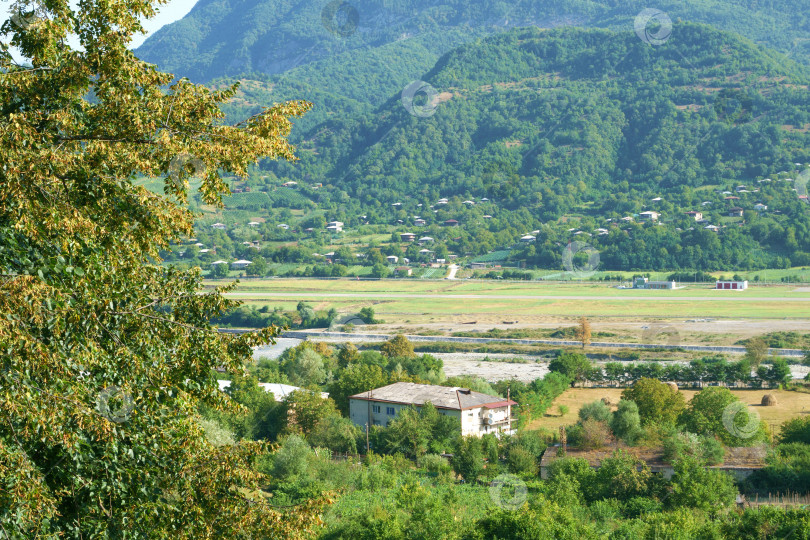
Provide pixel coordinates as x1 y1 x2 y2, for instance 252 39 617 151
372 405 380 413
373 420 381 426
387 407 395 415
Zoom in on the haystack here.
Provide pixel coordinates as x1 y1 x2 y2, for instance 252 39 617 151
761 394 778 406
666 382 679 392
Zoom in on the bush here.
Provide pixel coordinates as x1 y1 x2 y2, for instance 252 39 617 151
778 416 810 444
609 400 644 445
663 431 725 466
578 400 611 424
506 446 539 476
579 419 612 450
418 453 452 475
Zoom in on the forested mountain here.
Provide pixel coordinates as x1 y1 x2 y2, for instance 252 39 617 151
137 0 810 84
246 24 810 270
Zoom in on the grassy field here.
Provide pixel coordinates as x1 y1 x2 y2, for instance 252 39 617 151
527 388 810 435
214 278 810 320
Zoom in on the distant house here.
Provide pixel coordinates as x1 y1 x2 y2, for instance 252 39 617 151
414 218 426 227
685 211 703 221
704 224 720 232
638 211 660 221
716 280 748 290
394 267 412 277
349 382 516 436
277 223 289 230
520 235 537 243
633 277 676 290
386 255 399 264
211 223 226 230
198 249 211 254
400 232 416 242
728 207 744 217
483 215 492 219
231 259 252 270
754 203 768 212
418 236 434 244
326 221 344 233
443 219 459 227
621 216 634 222
463 200 475 206
281 181 297 187
218 380 328 401
211 260 228 266
248 221 260 227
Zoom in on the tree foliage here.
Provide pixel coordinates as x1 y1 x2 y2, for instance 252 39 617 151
622 378 686 426
0 1 326 535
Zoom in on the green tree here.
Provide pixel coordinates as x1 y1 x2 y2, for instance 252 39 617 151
679 387 768 446
590 450 652 502
743 337 769 369
328 362 389 415
211 261 230 278
271 434 313 482
609 400 644 445
381 334 416 359
308 415 361 454
370 263 390 278
668 456 737 513
549 351 593 387
452 436 485 483
622 378 686 426
578 400 611 424
284 347 328 387
246 255 268 277
778 416 810 445
283 390 339 437
0 0 325 535
662 431 725 466
337 342 360 368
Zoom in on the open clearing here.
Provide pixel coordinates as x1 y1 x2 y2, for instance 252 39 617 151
527 388 810 435
220 278 810 345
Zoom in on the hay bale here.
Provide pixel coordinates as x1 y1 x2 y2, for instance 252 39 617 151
601 397 612 406
666 382 679 392
761 394 778 406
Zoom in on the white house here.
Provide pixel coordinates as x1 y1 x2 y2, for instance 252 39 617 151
212 223 226 230
520 235 536 243
638 211 660 221
685 211 703 221
716 280 748 290
349 382 516 437
386 255 399 264
326 221 344 233
754 203 768 211
231 259 252 269
218 380 328 400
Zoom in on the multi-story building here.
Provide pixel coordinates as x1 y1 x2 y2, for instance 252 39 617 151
349 382 516 437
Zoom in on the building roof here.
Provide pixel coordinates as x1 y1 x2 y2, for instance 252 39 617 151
349 382 515 411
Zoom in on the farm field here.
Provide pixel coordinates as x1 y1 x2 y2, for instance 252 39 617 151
214 278 810 323
527 388 810 436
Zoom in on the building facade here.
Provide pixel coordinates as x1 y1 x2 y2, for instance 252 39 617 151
349 382 516 437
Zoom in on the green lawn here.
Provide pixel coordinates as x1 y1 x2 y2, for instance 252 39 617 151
213 278 810 320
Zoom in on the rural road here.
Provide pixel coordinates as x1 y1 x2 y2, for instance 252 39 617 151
226 292 810 302
446 264 459 280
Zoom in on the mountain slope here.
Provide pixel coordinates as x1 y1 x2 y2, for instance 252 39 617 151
273 24 809 199
136 0 810 84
